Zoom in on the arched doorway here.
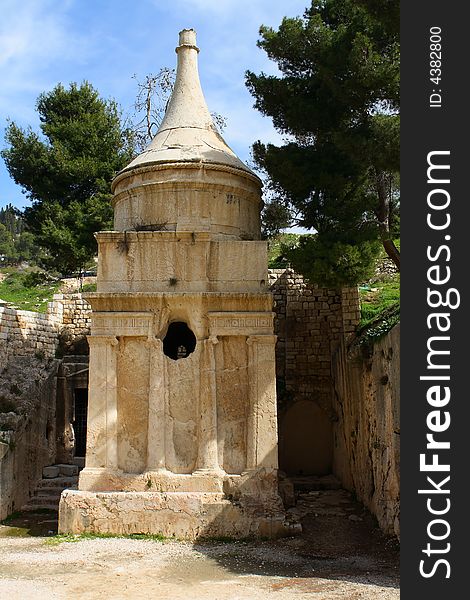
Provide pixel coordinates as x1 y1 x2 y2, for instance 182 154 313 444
279 400 333 476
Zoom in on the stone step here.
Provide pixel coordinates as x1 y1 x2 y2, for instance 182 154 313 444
72 457 85 469
42 465 60 479
22 472 79 512
55 463 79 477
43 463 79 478
34 491 63 501
34 486 77 499
291 474 342 492
22 495 60 509
22 503 59 512
36 476 78 489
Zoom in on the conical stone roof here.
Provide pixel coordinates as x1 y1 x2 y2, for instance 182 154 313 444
117 29 256 179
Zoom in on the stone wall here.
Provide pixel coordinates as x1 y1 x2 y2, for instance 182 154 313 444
55 293 92 334
0 294 92 363
0 305 61 361
331 324 400 537
269 269 359 407
53 294 92 354
269 269 360 476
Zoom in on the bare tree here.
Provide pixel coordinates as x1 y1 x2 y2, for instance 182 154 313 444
132 68 175 152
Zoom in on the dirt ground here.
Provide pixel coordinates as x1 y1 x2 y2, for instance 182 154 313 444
0 489 399 599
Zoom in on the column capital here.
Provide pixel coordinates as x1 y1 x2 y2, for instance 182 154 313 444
87 335 119 347
246 334 277 345
145 336 163 349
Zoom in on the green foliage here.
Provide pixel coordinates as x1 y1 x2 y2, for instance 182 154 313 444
0 205 40 265
286 234 380 287
81 282 97 292
267 233 300 267
2 82 135 275
0 269 60 312
261 199 293 238
0 204 23 234
359 275 400 326
355 301 400 348
0 223 15 259
246 0 400 284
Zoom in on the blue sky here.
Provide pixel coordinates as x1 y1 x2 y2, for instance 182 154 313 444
0 0 308 211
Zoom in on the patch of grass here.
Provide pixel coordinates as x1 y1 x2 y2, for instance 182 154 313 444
45 532 168 546
81 282 97 292
0 525 29 537
353 303 400 350
359 275 400 327
0 269 60 312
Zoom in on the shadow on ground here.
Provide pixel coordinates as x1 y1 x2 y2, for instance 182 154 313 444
0 510 58 538
0 490 399 594
192 489 399 590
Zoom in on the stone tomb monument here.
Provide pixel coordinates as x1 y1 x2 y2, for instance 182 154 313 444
59 29 291 539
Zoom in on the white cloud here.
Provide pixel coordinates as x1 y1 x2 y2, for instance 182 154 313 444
0 0 94 119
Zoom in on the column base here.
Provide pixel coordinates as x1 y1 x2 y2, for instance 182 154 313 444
192 467 227 477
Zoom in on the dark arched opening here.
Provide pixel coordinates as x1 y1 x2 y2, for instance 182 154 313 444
163 322 197 360
279 400 333 476
73 388 88 458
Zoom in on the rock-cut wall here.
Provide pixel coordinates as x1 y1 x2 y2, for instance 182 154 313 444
331 324 400 537
0 357 60 519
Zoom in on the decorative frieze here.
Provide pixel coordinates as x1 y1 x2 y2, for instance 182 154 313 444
91 312 153 337
208 311 274 337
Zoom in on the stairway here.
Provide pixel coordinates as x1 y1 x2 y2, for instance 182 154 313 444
290 474 342 493
22 464 80 512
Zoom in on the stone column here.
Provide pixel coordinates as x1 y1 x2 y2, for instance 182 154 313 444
147 338 168 471
195 336 224 474
85 335 119 470
246 335 279 470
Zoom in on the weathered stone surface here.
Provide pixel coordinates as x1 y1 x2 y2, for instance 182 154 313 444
278 475 296 508
56 464 79 477
59 488 293 540
42 465 60 479
0 357 59 520
269 269 360 477
332 325 400 538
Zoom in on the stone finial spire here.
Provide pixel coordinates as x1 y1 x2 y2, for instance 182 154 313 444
158 29 215 133
114 28 257 180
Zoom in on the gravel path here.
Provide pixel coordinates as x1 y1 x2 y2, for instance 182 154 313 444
0 490 400 599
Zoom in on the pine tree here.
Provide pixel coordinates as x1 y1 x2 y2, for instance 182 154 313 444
2 82 135 275
246 0 399 286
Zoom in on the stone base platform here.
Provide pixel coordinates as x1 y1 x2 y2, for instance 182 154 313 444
58 490 297 540
77 467 226 493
